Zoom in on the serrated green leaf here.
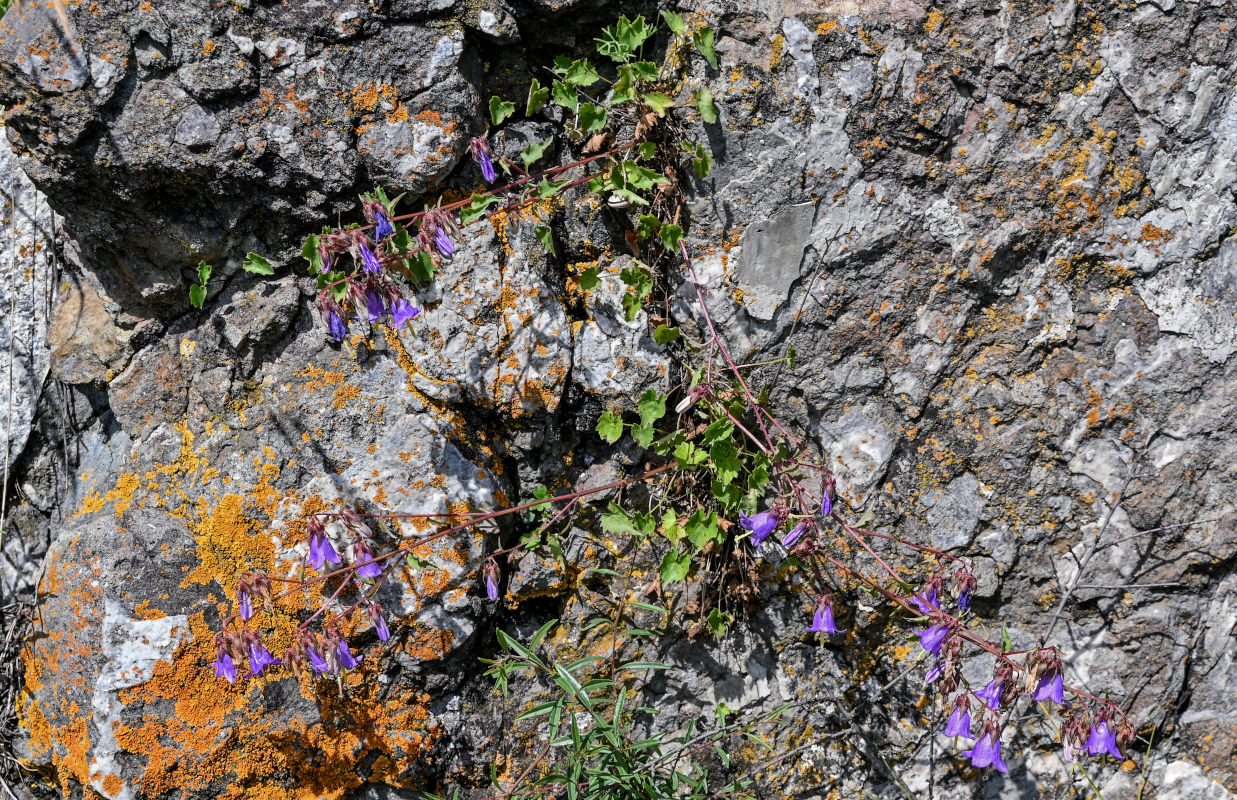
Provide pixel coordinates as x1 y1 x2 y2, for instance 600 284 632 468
196 261 213 286
1001 623 1012 653
521 138 552 169
537 178 570 199
597 15 654 62
406 553 438 571
631 61 659 81
637 389 667 428
622 163 668 189
619 265 653 296
596 25 634 63
526 78 550 116
489 95 515 125
460 192 502 226
601 506 642 537
642 92 674 117
622 290 642 322
243 252 274 275
407 251 436 284
636 215 660 240
659 223 683 251
300 236 322 275
564 59 601 86
611 67 637 105
710 441 740 487
552 80 579 113
660 10 686 35
579 267 601 291
659 549 691 585
661 510 684 545
685 510 719 550
188 284 206 309
702 418 735 445
693 28 718 68
694 147 714 178
631 423 654 448
706 607 731 637
694 87 718 123
596 410 624 443
786 344 798 369
389 226 414 254
653 324 680 345
638 141 656 159
577 103 607 132
535 225 557 257
673 441 706 469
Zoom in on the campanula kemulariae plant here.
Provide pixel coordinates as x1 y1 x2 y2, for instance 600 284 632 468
202 11 1137 793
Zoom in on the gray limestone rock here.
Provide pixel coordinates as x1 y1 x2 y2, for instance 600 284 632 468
4 0 1237 798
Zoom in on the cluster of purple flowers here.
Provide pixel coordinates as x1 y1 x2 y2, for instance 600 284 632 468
739 487 834 556
917 608 1131 772
212 513 396 683
316 208 426 343
213 630 282 683
313 134 504 344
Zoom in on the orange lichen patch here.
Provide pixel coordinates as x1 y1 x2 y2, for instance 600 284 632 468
183 493 277 588
134 600 167 621
110 608 441 800
348 81 399 115
1139 223 1171 244
332 383 362 410
74 471 140 517
26 376 490 796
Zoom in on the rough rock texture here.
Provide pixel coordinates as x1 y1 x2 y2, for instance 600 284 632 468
2 0 1236 798
0 128 56 597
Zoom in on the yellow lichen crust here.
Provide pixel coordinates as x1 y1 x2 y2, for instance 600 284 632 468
18 351 493 798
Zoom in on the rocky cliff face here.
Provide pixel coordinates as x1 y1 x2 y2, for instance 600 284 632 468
0 0 1234 799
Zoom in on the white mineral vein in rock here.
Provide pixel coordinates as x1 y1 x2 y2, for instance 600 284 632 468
89 599 191 800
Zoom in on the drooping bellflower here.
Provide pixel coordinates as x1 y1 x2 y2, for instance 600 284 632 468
337 640 361 670
918 623 950 657
805 598 844 634
912 587 939 615
1085 721 1122 759
483 559 500 601
925 662 944 684
782 522 806 549
238 588 254 621
327 310 347 342
739 510 779 553
964 732 1008 773
820 492 832 516
308 646 332 676
359 242 382 274
391 298 420 329
365 287 386 322
374 212 395 242
433 225 454 258
975 677 1005 709
369 604 391 642
354 543 384 579
1033 671 1066 705
309 527 341 571
942 705 973 739
248 641 282 676
214 652 238 684
470 136 496 183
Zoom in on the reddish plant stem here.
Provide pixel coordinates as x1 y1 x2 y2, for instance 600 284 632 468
813 551 1126 721
238 464 674 619
679 242 776 452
